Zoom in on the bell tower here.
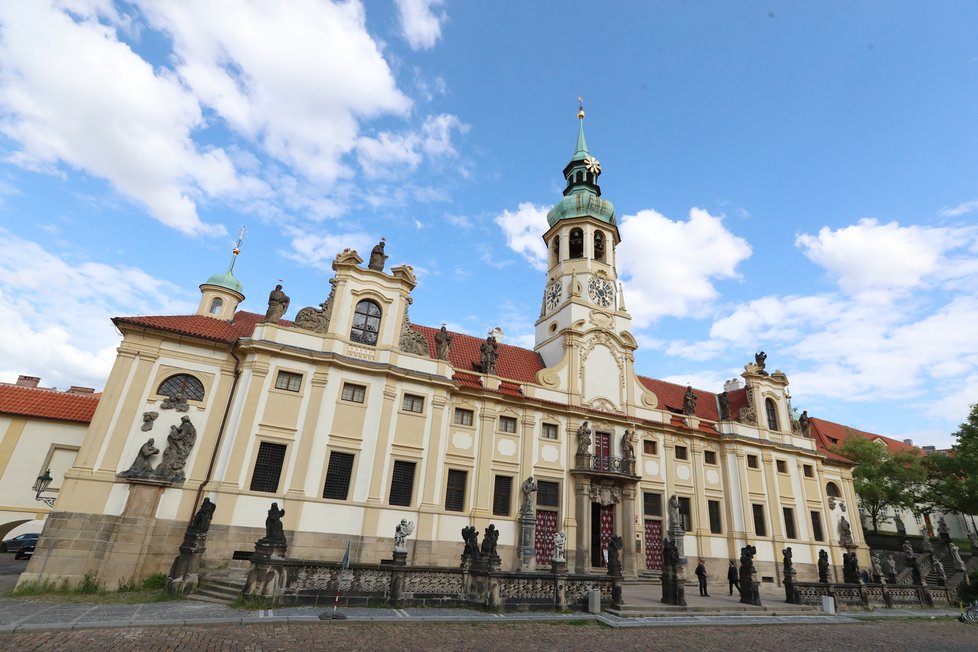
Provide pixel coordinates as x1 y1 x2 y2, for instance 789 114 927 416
534 103 633 372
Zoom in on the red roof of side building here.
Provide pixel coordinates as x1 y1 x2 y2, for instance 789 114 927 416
809 417 917 463
412 325 545 384
0 383 100 423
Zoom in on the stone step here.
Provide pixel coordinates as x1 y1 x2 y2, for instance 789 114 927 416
187 592 235 605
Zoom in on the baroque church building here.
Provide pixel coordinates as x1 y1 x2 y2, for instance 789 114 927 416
20 112 867 589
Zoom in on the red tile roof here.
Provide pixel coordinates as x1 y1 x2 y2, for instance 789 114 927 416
113 311 272 343
637 376 721 421
0 383 100 423
809 417 917 463
412 325 545 384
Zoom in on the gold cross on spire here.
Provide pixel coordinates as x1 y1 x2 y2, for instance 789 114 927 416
578 95 585 120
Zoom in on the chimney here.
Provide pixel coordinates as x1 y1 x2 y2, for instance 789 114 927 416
67 386 95 394
15 375 40 388
488 326 504 343
903 438 913 446
723 378 743 392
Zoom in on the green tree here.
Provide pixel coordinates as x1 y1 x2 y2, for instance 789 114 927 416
924 403 978 518
832 435 927 532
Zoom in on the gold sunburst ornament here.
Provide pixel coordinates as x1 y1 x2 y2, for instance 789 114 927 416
584 156 601 175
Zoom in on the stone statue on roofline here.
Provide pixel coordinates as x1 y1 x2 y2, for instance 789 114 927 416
477 335 499 374
368 238 388 271
798 410 811 436
717 391 731 420
263 284 290 323
755 351 768 375
682 385 697 416
435 324 453 360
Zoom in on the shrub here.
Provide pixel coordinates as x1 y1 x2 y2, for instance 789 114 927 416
78 571 103 594
142 573 167 590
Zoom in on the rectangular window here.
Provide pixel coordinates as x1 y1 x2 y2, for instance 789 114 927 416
783 507 797 539
643 440 657 456
498 416 517 433
537 480 560 508
444 469 467 512
643 492 662 517
752 503 767 537
542 423 559 440
249 442 287 493
389 460 416 506
274 370 302 392
776 460 788 474
402 393 424 413
322 451 355 500
811 511 824 541
454 408 474 426
704 450 717 465
708 499 723 534
675 445 688 461
747 454 759 469
492 475 513 516
341 382 366 403
803 464 814 478
678 496 692 532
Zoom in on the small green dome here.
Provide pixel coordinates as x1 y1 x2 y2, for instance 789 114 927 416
204 270 243 294
547 193 616 227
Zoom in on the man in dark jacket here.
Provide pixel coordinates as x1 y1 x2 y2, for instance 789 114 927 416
695 559 709 596
727 559 741 595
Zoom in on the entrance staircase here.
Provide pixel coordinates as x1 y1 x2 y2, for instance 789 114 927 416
188 571 247 605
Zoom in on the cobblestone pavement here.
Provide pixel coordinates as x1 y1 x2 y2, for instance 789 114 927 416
2 619 976 651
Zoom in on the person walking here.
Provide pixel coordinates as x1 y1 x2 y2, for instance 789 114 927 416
727 559 741 595
695 558 709 596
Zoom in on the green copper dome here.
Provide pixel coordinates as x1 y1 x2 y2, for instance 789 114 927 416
204 269 243 293
547 107 616 227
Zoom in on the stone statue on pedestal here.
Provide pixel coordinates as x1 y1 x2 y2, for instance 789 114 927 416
576 421 592 455
817 549 830 583
263 284 290 323
552 531 566 563
394 519 415 553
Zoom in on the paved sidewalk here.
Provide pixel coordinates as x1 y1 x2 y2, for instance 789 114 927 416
0 594 961 633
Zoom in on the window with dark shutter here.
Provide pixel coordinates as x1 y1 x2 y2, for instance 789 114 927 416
643 492 662 517
537 480 560 508
783 507 797 539
678 496 692 532
493 475 512 516
752 503 767 536
250 442 287 493
708 500 722 533
445 469 467 512
322 451 355 500
389 460 416 506
811 511 824 541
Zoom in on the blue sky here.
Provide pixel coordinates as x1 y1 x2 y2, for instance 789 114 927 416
2 1 978 448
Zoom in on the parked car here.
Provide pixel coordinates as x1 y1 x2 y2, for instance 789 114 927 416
2 533 39 556
15 539 36 560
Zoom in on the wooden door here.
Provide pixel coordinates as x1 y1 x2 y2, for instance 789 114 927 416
644 520 663 570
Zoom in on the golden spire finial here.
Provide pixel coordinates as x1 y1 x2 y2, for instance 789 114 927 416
232 225 246 256
577 95 585 120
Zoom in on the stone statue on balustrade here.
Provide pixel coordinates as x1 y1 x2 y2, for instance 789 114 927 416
394 518 415 553
902 539 915 559
260 502 287 547
870 553 883 583
151 416 197 483
188 498 216 535
933 559 947 586
552 531 566 563
461 525 480 563
520 475 537 517
481 524 500 566
606 535 623 577
949 543 965 570
883 553 898 583
119 438 159 479
576 420 592 455
817 549 830 583
842 551 860 584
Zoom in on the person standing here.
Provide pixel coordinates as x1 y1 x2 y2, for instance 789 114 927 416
695 558 709 596
727 559 741 595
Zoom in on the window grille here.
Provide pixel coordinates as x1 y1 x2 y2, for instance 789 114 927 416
708 500 723 533
323 452 355 500
493 476 512 516
445 469 467 512
389 460 416 506
643 492 662 517
250 442 287 493
537 480 560 508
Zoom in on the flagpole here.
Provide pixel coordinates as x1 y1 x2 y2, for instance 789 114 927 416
321 541 351 620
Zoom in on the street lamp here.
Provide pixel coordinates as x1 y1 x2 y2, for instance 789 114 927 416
33 469 55 508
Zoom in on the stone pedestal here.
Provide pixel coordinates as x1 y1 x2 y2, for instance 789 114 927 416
165 532 206 595
660 560 687 606
885 571 897 584
517 514 537 572
668 523 685 560
392 550 407 566
740 565 761 606
783 569 799 603
244 540 288 597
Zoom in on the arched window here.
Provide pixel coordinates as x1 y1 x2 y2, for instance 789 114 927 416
593 231 605 261
208 297 224 314
350 300 382 346
765 398 779 431
157 374 205 401
552 235 560 264
569 228 584 259
826 482 841 498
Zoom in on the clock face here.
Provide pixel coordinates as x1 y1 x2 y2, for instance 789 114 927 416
588 277 614 308
545 281 562 311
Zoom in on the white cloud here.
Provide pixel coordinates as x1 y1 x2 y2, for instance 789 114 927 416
795 218 975 298
940 199 978 217
281 226 376 276
0 1 236 236
394 0 447 50
356 113 467 178
617 208 752 326
0 229 192 390
494 203 550 271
